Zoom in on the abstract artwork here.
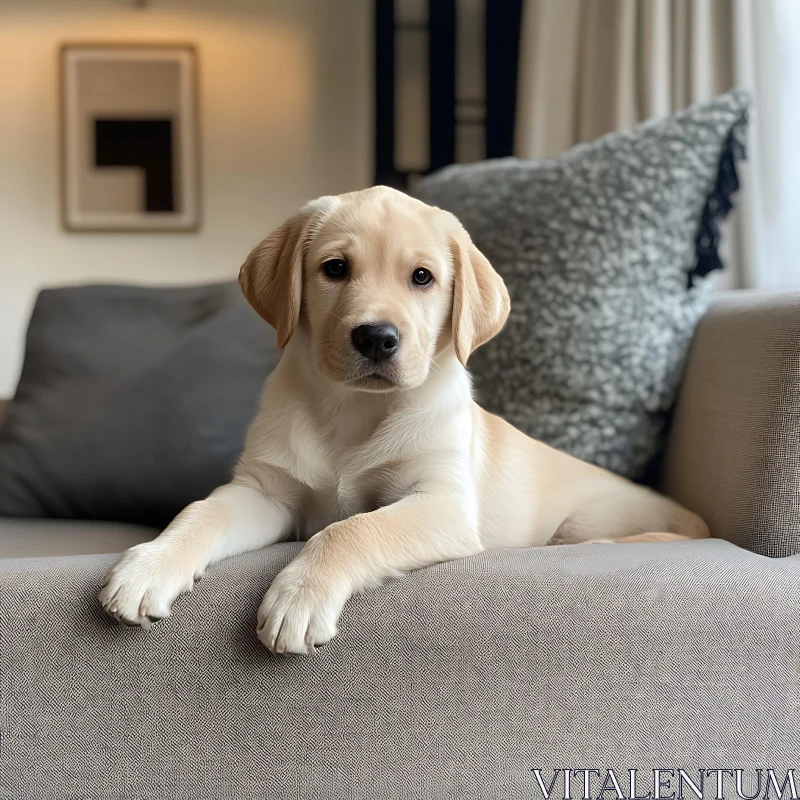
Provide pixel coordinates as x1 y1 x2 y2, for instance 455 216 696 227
60 44 199 231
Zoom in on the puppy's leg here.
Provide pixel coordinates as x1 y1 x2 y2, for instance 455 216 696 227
257 494 480 655
550 485 709 546
580 532 696 544
100 481 294 626
603 531 702 543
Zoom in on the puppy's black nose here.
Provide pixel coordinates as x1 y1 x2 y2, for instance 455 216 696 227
352 323 399 362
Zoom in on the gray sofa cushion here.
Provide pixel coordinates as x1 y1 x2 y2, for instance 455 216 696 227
0 283 279 528
1 540 798 798
0 518 156 558
416 90 748 481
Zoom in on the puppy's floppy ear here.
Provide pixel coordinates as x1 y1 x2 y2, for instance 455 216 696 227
239 196 337 348
449 226 510 365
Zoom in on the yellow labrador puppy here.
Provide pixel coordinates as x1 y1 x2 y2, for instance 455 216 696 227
100 186 708 654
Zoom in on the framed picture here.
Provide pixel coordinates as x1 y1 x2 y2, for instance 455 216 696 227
60 43 200 232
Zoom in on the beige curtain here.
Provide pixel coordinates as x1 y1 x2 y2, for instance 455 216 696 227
514 0 787 289
516 0 742 160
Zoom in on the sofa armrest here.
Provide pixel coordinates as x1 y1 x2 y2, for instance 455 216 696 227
2 541 799 796
662 290 800 557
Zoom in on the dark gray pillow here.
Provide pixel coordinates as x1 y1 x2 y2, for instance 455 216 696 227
0 282 278 528
415 90 748 481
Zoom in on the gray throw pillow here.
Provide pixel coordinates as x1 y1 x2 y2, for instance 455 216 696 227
415 90 748 481
0 283 279 528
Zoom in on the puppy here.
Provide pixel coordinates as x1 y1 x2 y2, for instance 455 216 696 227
100 186 709 654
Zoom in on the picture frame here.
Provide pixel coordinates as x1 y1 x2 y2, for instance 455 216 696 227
60 43 200 232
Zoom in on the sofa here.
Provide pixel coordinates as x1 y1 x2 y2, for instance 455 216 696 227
1 288 799 799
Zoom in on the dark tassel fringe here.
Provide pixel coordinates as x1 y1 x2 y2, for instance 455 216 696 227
688 112 748 288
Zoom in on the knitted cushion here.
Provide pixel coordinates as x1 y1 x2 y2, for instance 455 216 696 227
416 90 748 480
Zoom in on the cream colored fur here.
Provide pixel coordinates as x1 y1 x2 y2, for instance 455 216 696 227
99 187 709 654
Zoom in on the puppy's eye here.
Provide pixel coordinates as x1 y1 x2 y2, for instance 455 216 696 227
322 259 348 279
411 267 433 286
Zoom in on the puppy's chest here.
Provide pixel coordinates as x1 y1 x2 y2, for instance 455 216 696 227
299 455 402 537
262 400 419 536
294 432 411 538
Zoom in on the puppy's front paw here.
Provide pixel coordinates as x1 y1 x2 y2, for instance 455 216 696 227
257 562 347 655
99 542 199 627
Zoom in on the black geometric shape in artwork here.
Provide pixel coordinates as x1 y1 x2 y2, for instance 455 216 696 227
94 119 175 212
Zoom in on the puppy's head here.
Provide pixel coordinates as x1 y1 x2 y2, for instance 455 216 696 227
239 186 509 392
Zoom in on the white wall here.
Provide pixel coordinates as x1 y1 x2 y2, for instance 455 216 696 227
0 0 372 395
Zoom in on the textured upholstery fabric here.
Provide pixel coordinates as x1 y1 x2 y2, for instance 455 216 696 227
2 540 799 798
415 91 748 482
662 290 800 558
0 518 156 558
0 283 279 528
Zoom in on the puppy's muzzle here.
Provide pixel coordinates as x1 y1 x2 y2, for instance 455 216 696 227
351 323 399 363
